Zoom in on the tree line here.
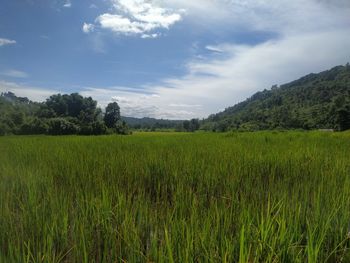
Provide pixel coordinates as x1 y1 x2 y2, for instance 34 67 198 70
121 117 200 132
0 92 200 135
0 92 129 136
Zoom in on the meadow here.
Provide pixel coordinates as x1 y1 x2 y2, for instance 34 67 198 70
1 131 350 262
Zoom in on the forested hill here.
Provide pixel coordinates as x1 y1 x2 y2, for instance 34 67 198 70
202 64 350 132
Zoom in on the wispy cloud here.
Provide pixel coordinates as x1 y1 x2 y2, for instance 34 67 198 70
0 81 60 102
165 0 350 34
40 35 50 40
80 87 194 118
0 38 16 47
1 70 28 78
169 103 202 108
205 45 224 53
63 0 71 8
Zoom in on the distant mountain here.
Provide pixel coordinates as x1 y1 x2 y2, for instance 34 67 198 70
202 64 350 131
121 116 183 130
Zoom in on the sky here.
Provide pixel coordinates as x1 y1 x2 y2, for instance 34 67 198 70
0 0 350 119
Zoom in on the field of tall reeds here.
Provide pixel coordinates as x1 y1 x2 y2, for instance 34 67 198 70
1 131 350 262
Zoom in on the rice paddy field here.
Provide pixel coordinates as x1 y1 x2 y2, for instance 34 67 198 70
1 131 350 262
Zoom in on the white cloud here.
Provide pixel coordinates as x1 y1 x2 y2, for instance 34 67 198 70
78 87 192 118
63 0 71 8
1 70 28 78
169 103 202 108
205 45 224 53
0 38 16 47
97 14 144 34
141 33 159 38
165 0 350 34
82 23 95 33
0 81 60 102
85 0 182 37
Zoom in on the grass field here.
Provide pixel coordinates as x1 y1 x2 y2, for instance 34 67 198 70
1 131 350 262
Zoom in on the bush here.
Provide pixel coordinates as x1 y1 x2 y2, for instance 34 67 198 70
20 118 48 135
79 121 107 135
92 121 108 135
47 118 79 135
238 122 261 132
0 123 11 136
115 121 131 135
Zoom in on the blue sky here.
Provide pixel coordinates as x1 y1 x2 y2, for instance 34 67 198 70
1 0 350 119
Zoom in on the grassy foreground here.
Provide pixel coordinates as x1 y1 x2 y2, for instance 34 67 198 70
1 132 350 262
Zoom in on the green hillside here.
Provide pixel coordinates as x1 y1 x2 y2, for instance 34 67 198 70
202 64 350 131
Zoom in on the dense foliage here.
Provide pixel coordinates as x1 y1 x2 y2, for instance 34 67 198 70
203 64 350 131
122 116 184 131
182 118 200 132
0 92 129 135
1 132 350 262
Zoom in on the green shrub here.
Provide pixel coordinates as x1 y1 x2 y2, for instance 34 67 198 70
47 118 79 135
20 118 49 135
0 123 10 136
115 120 130 135
79 121 107 135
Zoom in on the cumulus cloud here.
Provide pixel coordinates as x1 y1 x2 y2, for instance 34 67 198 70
0 38 16 47
82 23 95 33
84 0 182 37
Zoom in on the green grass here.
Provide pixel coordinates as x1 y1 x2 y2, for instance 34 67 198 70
1 131 350 262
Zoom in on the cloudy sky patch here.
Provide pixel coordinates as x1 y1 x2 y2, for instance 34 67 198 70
0 0 350 119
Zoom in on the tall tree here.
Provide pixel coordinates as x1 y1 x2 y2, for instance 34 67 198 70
104 102 121 128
